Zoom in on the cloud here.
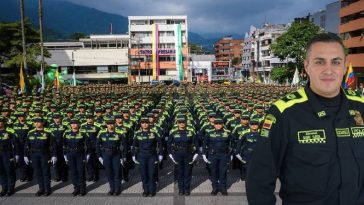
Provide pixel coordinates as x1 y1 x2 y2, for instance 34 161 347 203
51 0 336 35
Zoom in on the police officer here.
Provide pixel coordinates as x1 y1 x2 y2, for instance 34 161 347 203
63 119 91 196
12 111 33 182
167 116 198 195
132 117 163 197
24 117 56 196
202 118 233 196
48 113 67 182
96 118 126 196
81 113 101 182
247 33 364 205
234 118 259 180
0 116 18 196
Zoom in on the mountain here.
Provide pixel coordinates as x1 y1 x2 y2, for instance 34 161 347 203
0 0 237 51
0 0 128 40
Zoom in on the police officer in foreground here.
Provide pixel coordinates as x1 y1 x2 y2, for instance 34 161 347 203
132 117 163 197
167 116 198 196
247 33 364 205
96 118 126 196
202 118 233 196
63 119 90 196
0 116 18 196
24 117 56 196
234 118 260 181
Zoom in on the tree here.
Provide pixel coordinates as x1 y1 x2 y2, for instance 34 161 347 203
271 21 321 72
231 57 241 66
270 66 292 84
189 43 209 54
0 20 50 77
70 32 86 41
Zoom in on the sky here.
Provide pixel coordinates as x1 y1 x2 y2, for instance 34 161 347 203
53 0 336 37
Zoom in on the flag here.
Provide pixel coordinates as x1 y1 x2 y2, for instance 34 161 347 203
72 70 76 86
344 63 354 89
19 63 25 93
291 67 299 86
54 67 60 88
40 67 45 92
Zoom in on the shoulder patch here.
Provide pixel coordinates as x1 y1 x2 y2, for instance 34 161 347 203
345 89 364 103
274 88 308 113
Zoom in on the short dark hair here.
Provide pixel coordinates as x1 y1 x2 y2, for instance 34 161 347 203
305 33 346 59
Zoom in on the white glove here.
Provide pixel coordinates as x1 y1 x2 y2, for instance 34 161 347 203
51 156 57 166
202 154 211 164
64 155 68 164
98 157 103 165
120 158 124 166
236 154 245 163
132 156 139 164
189 153 199 164
158 155 163 162
231 155 233 161
15 155 19 163
86 154 90 162
169 154 178 164
24 157 30 165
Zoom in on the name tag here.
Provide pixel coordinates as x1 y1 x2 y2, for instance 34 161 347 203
351 127 364 138
297 130 326 144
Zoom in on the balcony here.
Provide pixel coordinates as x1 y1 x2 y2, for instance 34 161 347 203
343 36 364 48
339 18 364 33
340 0 364 18
347 53 364 68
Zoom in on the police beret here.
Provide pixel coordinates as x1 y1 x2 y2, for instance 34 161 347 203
53 113 62 118
214 118 224 124
114 113 123 118
177 117 187 123
70 118 80 124
105 118 115 124
33 117 44 123
250 119 260 125
140 117 149 123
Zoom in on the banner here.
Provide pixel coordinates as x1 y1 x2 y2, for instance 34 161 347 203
175 24 183 81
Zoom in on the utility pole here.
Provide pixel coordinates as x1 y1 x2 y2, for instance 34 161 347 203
38 0 44 91
20 0 28 91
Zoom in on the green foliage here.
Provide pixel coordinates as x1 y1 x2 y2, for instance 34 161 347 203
271 21 321 71
231 57 241 66
270 66 294 83
70 32 86 40
0 19 50 74
189 43 210 54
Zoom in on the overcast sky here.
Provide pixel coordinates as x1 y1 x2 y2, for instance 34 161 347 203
55 0 336 36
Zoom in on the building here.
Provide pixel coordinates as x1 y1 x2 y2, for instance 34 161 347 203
128 16 189 83
214 37 243 65
339 0 364 86
44 34 129 83
309 1 341 33
243 23 290 83
189 54 215 82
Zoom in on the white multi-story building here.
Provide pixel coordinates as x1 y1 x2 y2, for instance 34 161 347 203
128 16 189 83
189 54 215 82
44 34 129 83
242 23 290 82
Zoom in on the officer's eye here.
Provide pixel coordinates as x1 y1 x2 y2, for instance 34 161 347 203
332 60 341 66
314 60 324 65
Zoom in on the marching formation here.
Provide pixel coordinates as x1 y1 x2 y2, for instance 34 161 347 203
0 83 296 197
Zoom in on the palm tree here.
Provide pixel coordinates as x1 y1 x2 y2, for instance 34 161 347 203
39 0 45 91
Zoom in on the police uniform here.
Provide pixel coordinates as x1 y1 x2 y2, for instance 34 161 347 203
168 117 198 195
96 118 126 195
63 119 91 196
247 86 364 205
80 114 101 182
12 112 33 182
0 117 18 196
24 117 56 196
132 117 163 197
203 118 233 195
48 113 67 182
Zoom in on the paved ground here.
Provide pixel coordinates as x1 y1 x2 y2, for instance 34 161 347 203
0 158 282 205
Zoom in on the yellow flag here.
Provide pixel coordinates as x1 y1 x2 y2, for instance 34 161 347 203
19 62 25 93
